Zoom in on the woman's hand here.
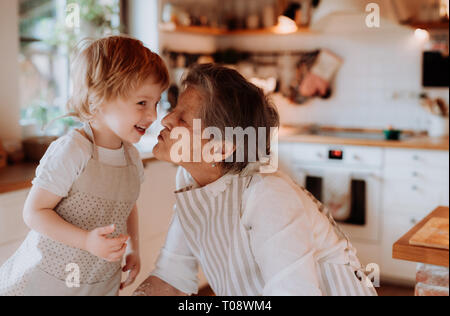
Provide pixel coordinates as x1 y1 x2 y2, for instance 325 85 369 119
120 251 141 290
84 224 129 262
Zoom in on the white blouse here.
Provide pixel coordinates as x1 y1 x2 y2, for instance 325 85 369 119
32 129 145 198
151 167 356 296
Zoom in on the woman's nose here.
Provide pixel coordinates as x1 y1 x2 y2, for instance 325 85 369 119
161 111 175 130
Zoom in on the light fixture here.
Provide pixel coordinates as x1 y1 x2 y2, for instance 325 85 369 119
274 16 299 34
415 28 430 42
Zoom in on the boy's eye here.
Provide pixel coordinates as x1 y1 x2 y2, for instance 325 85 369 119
138 101 147 106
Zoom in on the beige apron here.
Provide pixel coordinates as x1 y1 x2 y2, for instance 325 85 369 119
175 173 377 296
0 124 140 296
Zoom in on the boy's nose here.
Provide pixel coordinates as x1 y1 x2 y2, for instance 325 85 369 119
145 105 157 122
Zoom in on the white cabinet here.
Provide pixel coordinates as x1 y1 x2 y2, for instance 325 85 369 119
380 212 424 283
0 189 30 251
381 148 449 283
120 160 178 296
136 160 178 242
121 160 208 295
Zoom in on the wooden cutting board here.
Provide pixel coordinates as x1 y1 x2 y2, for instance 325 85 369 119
409 217 449 250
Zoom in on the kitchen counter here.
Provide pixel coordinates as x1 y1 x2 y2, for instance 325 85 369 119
0 150 156 195
393 206 449 267
393 206 449 296
279 125 449 151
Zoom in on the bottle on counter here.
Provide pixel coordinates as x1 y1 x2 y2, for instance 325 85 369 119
262 0 276 29
246 0 261 30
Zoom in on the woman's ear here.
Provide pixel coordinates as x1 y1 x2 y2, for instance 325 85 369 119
204 139 235 163
220 140 236 162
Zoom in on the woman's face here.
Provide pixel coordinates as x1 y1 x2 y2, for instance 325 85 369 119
153 86 206 164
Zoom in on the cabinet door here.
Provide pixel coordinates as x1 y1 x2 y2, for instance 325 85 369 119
136 160 179 242
381 212 423 284
0 189 30 246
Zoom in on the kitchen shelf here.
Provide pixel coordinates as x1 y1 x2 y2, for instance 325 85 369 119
403 20 449 31
159 24 313 36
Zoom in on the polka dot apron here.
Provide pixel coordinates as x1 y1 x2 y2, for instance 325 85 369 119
0 124 140 296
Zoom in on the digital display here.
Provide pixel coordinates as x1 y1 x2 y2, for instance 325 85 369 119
329 150 344 160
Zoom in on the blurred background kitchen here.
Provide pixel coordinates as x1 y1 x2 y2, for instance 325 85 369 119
0 0 449 296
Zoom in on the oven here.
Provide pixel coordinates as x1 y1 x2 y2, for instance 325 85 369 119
279 143 383 243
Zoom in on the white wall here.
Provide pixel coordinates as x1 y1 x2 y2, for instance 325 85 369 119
0 0 21 141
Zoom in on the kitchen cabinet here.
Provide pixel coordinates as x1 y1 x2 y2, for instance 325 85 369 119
279 141 449 285
121 159 208 295
0 189 30 252
380 212 425 283
381 148 449 283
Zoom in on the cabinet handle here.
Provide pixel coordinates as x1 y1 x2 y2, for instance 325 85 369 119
411 185 418 191
410 218 418 225
412 155 420 161
412 171 419 177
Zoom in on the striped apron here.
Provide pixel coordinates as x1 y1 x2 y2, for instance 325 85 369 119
174 174 377 296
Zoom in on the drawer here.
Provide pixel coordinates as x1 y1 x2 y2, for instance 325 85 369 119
384 166 450 185
383 179 443 214
342 146 383 167
282 143 383 166
385 149 449 169
282 143 329 163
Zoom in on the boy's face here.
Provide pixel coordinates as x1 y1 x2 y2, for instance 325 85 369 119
100 77 164 144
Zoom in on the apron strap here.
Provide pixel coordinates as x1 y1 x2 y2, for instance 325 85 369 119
83 123 132 165
83 123 99 160
122 143 134 166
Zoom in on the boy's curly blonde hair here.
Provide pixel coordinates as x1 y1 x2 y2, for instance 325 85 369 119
67 35 169 121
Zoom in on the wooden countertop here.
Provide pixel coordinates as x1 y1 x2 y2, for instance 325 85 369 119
0 151 156 195
279 126 449 151
0 162 37 194
393 206 449 267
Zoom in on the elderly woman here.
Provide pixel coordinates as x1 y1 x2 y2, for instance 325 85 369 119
134 64 377 296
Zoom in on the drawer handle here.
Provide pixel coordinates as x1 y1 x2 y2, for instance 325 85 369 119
412 172 419 177
412 155 420 161
411 185 419 191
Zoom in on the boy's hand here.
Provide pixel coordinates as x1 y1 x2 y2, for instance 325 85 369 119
120 252 141 290
84 224 129 262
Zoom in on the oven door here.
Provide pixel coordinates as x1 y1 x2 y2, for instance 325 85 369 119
293 164 381 243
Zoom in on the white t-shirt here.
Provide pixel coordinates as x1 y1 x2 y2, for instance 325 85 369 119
32 129 145 198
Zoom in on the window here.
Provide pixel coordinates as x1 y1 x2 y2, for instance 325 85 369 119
19 0 124 136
